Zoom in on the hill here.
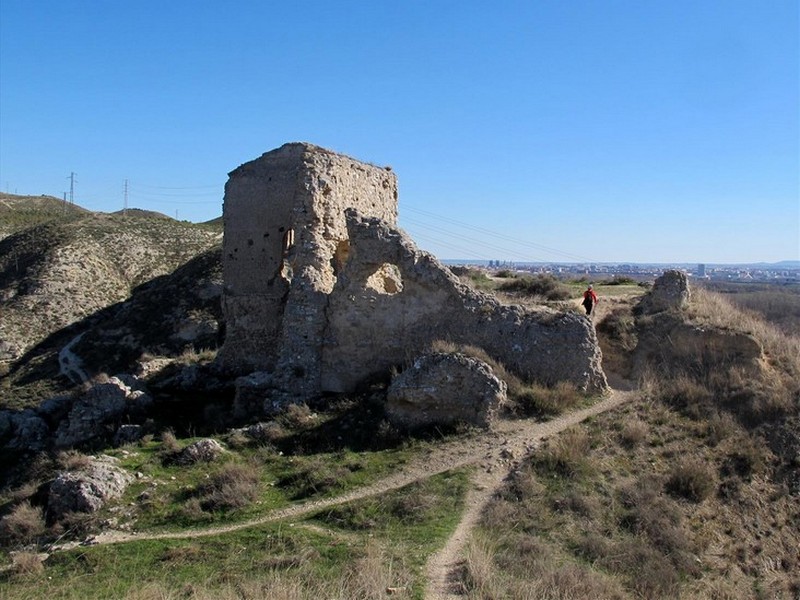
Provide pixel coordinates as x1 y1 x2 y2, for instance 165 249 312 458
0 208 221 405
0 193 88 241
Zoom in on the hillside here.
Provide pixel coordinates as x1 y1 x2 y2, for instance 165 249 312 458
0 270 797 598
0 205 221 405
0 193 89 241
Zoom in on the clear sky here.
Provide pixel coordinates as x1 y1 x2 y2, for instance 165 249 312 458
1 1 797 264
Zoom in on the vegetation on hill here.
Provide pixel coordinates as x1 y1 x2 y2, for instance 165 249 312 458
0 194 88 241
0 208 221 406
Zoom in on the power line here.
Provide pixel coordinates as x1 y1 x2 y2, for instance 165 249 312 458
402 206 592 262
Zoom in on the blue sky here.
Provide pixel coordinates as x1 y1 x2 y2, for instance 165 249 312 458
1 1 797 264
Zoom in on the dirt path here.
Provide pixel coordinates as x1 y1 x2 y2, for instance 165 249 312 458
424 387 635 599
49 388 635 597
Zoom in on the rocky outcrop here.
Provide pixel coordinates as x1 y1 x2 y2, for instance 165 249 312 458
0 409 50 451
639 270 690 314
54 377 152 448
47 455 133 519
386 353 507 429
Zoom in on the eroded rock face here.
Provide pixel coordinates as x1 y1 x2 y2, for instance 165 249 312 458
48 455 133 518
640 270 690 314
386 352 507 429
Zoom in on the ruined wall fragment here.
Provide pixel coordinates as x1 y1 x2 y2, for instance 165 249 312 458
320 211 608 394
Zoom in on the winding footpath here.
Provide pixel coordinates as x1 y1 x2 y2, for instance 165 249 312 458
50 387 635 598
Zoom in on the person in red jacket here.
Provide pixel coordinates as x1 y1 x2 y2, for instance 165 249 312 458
582 284 598 316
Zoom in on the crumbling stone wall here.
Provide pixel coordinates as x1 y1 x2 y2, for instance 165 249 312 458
321 212 607 393
219 143 607 405
217 143 398 401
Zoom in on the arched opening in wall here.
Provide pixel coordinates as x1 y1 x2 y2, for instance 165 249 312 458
365 263 404 295
331 239 350 276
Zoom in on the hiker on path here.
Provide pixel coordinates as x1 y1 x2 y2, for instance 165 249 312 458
582 284 598 316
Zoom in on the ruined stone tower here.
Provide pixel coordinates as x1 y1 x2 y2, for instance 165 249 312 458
217 143 398 398
219 143 606 407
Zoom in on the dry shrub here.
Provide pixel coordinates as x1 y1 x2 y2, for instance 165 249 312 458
666 460 715 502
389 489 438 524
618 477 699 575
279 457 349 500
720 436 767 480
54 510 102 538
159 429 181 455
533 427 592 478
619 419 648 448
56 449 91 471
279 403 315 430
9 551 45 577
600 537 681 598
597 309 638 350
0 501 46 545
194 462 260 512
704 411 738 446
514 381 583 417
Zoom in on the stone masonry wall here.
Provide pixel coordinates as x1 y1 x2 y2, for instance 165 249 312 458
320 211 608 394
217 143 398 394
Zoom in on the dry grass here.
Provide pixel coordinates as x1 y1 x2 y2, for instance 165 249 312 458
0 501 46 545
121 542 412 600
429 340 584 416
8 551 46 577
665 459 715 502
618 419 648 448
55 450 91 471
193 462 261 512
532 427 592 478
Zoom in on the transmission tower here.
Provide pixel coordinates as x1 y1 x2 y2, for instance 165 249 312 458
123 179 128 216
68 172 77 205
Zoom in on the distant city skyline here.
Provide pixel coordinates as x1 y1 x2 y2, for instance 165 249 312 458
1 1 797 264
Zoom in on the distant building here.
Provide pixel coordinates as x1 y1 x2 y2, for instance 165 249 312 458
697 264 706 277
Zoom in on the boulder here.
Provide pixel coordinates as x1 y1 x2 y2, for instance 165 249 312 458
386 352 507 429
114 424 144 446
48 455 133 518
176 438 226 464
0 409 50 451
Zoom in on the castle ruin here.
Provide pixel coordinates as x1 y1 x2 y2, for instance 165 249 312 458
218 143 607 406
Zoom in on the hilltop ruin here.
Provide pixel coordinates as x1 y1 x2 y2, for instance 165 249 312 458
218 143 607 407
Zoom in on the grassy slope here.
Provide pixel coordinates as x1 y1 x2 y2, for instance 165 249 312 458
460 288 800 599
